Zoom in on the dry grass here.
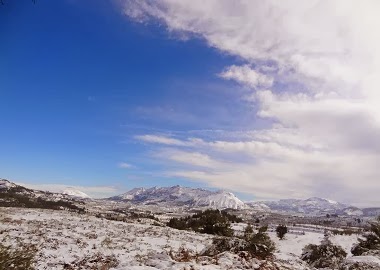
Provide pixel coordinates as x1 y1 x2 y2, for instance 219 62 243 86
0 243 37 270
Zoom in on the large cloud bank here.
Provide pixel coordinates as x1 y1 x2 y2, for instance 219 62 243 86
123 0 380 206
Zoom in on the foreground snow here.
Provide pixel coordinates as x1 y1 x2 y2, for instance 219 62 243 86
1 208 379 269
270 231 358 257
0 208 313 269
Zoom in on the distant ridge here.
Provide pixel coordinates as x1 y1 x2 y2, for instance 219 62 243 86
247 197 369 216
108 185 247 210
2 178 380 216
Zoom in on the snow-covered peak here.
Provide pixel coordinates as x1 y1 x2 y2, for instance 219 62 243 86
326 199 338 204
109 186 247 209
194 190 246 209
111 187 146 200
0 179 17 189
61 188 90 199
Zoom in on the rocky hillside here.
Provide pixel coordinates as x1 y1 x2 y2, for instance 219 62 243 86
0 178 85 212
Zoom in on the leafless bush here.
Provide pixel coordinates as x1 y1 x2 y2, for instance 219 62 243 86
169 245 197 262
63 253 118 270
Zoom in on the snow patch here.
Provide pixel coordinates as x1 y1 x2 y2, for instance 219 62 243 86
61 187 90 199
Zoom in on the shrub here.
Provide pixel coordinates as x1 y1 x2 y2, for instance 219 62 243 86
276 224 288 240
258 225 268 233
244 224 254 240
203 237 246 256
351 218 380 256
169 246 195 262
301 236 347 269
64 253 118 269
246 231 276 259
203 225 276 260
167 209 235 237
167 217 187 230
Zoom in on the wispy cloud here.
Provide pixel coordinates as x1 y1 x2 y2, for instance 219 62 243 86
220 65 273 89
136 134 189 146
135 134 205 147
118 162 134 169
123 0 380 206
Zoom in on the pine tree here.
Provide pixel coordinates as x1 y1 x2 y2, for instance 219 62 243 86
276 224 288 240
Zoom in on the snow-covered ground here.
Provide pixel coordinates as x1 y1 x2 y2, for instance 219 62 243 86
0 207 377 269
0 208 313 269
270 231 358 256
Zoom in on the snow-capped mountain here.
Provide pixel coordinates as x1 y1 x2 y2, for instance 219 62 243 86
109 185 247 209
247 197 363 216
247 197 380 217
193 190 246 209
61 188 91 199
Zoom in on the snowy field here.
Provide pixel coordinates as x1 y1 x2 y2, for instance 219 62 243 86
270 230 358 257
0 207 377 269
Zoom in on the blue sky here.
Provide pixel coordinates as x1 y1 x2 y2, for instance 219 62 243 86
2 1 380 206
0 0 256 198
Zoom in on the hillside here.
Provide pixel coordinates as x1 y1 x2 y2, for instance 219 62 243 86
0 179 85 212
108 185 247 210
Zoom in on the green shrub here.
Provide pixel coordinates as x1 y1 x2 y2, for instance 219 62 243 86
203 225 276 259
203 237 246 256
301 237 347 269
258 225 268 233
246 231 276 259
276 224 288 240
351 218 380 256
167 209 235 236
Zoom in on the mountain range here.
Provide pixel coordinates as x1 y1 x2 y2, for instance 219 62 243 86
247 197 361 216
109 185 380 216
108 185 246 209
1 178 379 216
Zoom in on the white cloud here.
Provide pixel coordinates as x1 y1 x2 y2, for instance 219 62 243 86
135 134 189 146
135 134 205 147
124 0 380 206
118 162 133 169
219 65 273 89
155 149 226 169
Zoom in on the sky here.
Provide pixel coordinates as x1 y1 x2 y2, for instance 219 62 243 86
1 1 380 206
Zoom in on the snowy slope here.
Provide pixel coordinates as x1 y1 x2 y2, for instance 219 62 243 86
0 179 17 189
342 206 364 216
61 187 91 199
115 187 146 200
109 185 247 209
0 207 316 270
193 190 246 209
